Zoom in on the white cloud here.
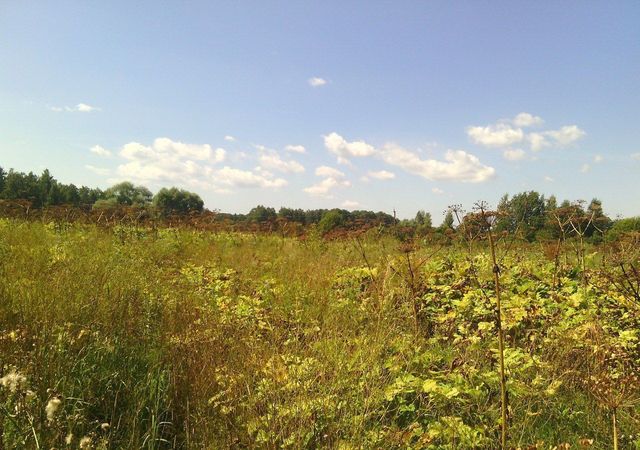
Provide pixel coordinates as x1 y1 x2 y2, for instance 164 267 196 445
308 77 327 87
324 132 376 163
468 114 585 152
215 166 287 188
631 153 640 161
513 112 544 128
258 150 305 173
322 132 494 183
304 165 350 198
111 137 285 192
121 138 225 162
503 149 526 161
594 154 603 163
50 103 100 112
527 132 549 151
380 144 495 183
76 103 100 112
545 125 586 146
466 123 524 148
580 163 591 173
224 135 236 142
431 187 444 194
528 126 586 151
304 177 350 198
90 145 111 157
315 165 344 178
85 165 110 176
368 170 396 180
544 175 554 182
285 144 306 154
342 200 360 209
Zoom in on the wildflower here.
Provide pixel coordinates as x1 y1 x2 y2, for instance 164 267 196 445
0 369 27 393
100 422 110 432
65 433 74 445
46 396 62 422
79 436 92 449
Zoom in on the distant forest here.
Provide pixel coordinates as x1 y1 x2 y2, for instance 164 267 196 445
1 165 639 240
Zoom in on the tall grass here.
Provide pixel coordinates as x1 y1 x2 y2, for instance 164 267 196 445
0 219 638 449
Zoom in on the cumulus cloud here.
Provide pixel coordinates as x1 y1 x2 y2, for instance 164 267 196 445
121 138 225 162
544 176 554 182
315 166 345 178
322 132 494 183
594 154 603 163
304 177 351 197
467 123 524 148
76 103 99 112
342 200 360 209
324 132 376 164
90 145 111 157
224 135 236 142
432 187 444 194
580 163 591 173
110 137 286 192
215 166 287 188
368 170 395 180
49 103 100 112
512 112 544 128
503 149 526 161
467 113 585 156
85 165 110 176
527 132 548 151
258 150 305 173
527 126 587 151
308 77 327 87
285 144 306 154
631 153 640 161
304 165 350 198
380 144 495 183
545 125 586 147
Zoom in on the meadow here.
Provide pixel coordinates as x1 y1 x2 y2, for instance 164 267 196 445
0 218 638 449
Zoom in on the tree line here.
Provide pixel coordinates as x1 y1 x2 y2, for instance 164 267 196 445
1 165 638 239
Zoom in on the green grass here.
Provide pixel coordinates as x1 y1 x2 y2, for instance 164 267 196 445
0 219 638 449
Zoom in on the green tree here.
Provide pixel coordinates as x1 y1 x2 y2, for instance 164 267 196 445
38 169 56 206
79 186 104 205
440 211 454 231
317 209 346 234
247 205 277 223
495 191 546 241
2 170 39 204
0 166 6 194
100 181 152 207
278 207 306 224
153 187 204 216
608 216 640 240
415 210 432 227
59 184 80 205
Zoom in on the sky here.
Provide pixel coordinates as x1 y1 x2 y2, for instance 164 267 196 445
1 1 639 223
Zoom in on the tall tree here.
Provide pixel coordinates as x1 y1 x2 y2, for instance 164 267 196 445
153 187 204 216
495 191 546 241
0 166 6 194
38 169 56 206
100 181 152 207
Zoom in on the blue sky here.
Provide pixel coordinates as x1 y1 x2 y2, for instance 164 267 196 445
1 1 639 222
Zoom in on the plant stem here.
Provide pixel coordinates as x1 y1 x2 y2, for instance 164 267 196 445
612 408 618 450
487 224 508 450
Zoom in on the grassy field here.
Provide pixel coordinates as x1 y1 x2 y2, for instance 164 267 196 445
0 219 638 449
